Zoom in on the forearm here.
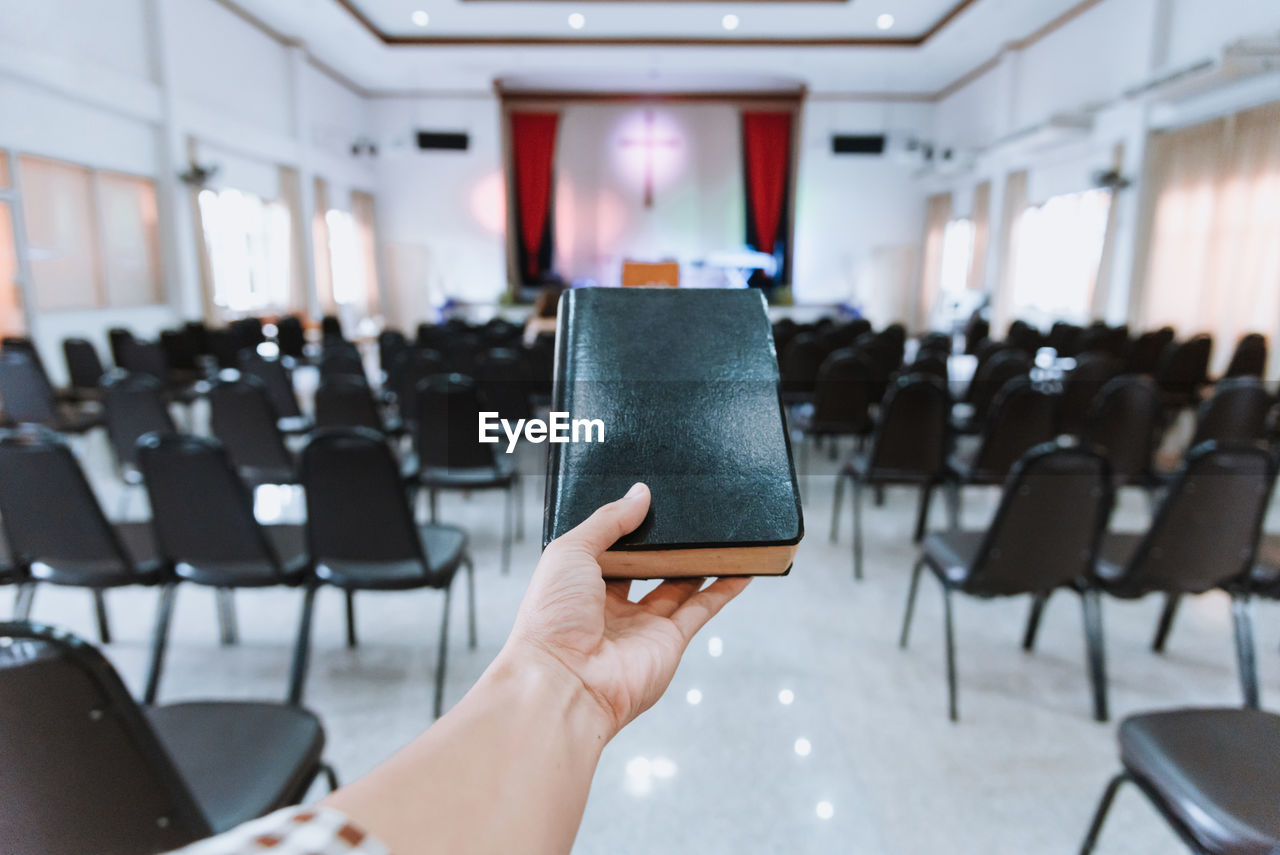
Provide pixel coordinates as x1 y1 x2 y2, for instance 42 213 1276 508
322 651 612 855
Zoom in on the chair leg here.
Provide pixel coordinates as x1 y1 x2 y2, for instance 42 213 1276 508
429 489 439 523
913 483 934 543
1231 592 1260 709
465 556 477 650
287 586 318 706
946 481 962 530
1081 590 1110 723
320 762 340 792
1078 772 1129 855
434 583 453 719
900 557 925 649
216 589 239 647
13 583 36 620
874 485 885 507
852 479 865 581
942 584 958 723
345 591 358 649
144 584 177 705
92 590 112 644
1022 593 1049 653
830 472 845 543
1150 593 1181 653
502 484 513 576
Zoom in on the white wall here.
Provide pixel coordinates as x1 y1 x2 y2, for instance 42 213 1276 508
0 0 374 381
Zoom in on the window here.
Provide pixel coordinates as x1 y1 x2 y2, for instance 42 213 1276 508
325 209 368 309
1007 189 1112 329
18 155 162 311
198 188 292 314
0 201 22 336
938 218 975 299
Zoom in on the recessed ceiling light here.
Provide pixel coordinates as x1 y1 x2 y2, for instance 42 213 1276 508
722 13 740 31
568 12 585 29
876 13 895 30
411 9 429 27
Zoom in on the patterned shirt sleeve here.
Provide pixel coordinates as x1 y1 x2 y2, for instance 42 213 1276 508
166 806 390 855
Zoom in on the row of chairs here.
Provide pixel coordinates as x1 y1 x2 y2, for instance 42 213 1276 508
0 426 476 718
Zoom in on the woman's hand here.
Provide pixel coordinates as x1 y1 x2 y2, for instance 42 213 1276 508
503 482 751 738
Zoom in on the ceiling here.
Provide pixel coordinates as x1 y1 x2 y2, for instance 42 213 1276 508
227 0 1094 96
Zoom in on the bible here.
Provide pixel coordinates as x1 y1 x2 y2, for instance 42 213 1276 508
544 287 803 578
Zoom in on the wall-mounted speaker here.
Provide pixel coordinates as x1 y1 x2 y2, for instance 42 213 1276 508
831 134 887 155
416 131 470 151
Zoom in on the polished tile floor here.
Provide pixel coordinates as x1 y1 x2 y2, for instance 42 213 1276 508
21 420 1280 855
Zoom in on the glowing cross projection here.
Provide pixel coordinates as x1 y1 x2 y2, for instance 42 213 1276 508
617 110 682 208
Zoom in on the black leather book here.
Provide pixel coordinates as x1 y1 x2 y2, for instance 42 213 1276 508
544 287 803 578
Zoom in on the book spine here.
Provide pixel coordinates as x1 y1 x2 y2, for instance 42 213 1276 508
542 292 574 547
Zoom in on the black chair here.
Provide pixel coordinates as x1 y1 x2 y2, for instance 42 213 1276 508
0 622 335 854
62 337 107 401
963 315 990 356
207 328 246 370
238 352 310 434
319 344 365 381
0 350 101 433
474 347 532 424
1028 443 1275 712
1223 332 1267 379
292 429 475 718
208 377 296 487
779 332 826 405
102 370 178 489
1128 327 1175 375
835 374 949 578
1048 321 1084 358
275 315 306 361
408 375 521 575
1155 335 1213 410
1077 323 1129 360
946 378 1058 527
1080 375 1163 489
314 374 401 436
320 314 344 343
1006 320 1044 357
1186 377 1272 448
107 327 135 368
1079 708 1280 855
137 434 311 703
378 329 409 389
392 348 447 422
954 348 1031 434
0 428 165 648
794 348 875 464
1058 353 1124 436
901 442 1112 721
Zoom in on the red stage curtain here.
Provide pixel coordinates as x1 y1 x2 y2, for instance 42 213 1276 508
741 111 793 256
510 112 560 278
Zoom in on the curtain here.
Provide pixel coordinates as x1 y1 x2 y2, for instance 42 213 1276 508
916 193 952 331
1140 102 1280 376
312 176 335 317
510 112 560 281
991 171 1028 335
966 182 991 291
741 111 793 257
278 166 309 316
351 190 382 318
1090 144 1125 320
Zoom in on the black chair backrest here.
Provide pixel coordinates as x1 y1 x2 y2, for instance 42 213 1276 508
903 354 948 384
321 315 344 343
120 339 169 383
207 328 245 370
395 348 447 421
1224 333 1267 379
963 315 990 356
1081 375 1162 485
183 321 210 357
1047 322 1083 358
0 622 211 854
1076 323 1129 360
780 332 826 397
969 378 1058 481
1129 327 1175 375
207 378 293 480
413 374 497 470
1058 353 1124 435
302 429 428 572
1190 378 1273 447
378 329 408 382
158 329 198 373
0 429 141 582
1006 320 1044 357
474 347 531 422
811 348 874 434
319 345 365 381
63 338 106 393
864 374 949 482
137 434 287 585
1156 335 1212 400
1111 443 1274 595
315 375 384 433
238 353 302 420
107 327 135 369
275 315 305 359
0 350 58 425
969 349 1032 423
2 337 52 383
964 443 1110 595
101 371 177 471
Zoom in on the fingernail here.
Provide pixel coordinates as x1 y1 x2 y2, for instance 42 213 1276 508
625 482 646 499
